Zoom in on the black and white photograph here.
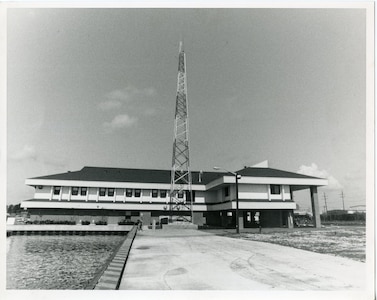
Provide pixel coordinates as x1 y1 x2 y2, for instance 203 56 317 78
2 1 374 299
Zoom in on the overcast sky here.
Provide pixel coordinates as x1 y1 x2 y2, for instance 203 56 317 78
6 7 368 212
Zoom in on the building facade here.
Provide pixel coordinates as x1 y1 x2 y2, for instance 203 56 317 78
21 163 327 229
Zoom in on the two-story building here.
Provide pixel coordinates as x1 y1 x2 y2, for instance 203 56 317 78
20 162 327 229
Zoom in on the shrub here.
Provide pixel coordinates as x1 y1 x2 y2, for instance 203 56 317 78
95 220 107 225
81 220 90 225
118 220 135 225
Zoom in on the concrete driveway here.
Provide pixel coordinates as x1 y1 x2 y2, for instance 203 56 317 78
119 229 365 290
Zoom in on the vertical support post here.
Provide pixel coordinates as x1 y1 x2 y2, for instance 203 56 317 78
238 213 244 232
287 211 294 228
68 186 71 202
310 186 321 228
235 173 240 234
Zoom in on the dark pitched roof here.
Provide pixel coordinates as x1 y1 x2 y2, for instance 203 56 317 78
236 167 322 179
30 166 225 185
30 166 323 184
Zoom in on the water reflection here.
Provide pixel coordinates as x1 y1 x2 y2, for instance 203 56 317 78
7 235 125 289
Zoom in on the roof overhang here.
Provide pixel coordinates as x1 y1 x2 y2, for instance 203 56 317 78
206 176 328 190
207 201 297 211
25 179 207 191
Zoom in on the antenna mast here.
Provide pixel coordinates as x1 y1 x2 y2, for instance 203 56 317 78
170 41 193 223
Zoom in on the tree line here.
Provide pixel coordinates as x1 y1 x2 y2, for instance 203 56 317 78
6 204 22 214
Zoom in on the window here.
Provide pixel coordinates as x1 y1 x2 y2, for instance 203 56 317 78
178 191 184 198
108 188 115 197
152 189 158 198
160 190 167 198
270 185 281 195
186 191 195 202
135 189 141 197
99 188 106 197
224 187 229 197
72 187 79 196
126 189 133 197
80 187 87 196
53 186 61 195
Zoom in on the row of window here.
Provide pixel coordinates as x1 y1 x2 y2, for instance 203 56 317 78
223 185 282 196
53 185 282 198
54 186 88 196
52 187 169 198
99 188 116 197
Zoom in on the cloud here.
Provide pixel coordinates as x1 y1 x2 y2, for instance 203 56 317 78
106 86 156 101
98 86 156 111
9 145 37 161
97 99 122 111
103 114 138 131
297 163 343 190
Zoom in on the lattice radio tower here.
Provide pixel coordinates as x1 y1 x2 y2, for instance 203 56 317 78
170 41 193 223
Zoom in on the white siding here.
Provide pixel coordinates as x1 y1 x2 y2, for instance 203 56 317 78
194 191 206 204
283 185 291 200
88 187 97 201
34 186 51 199
238 184 269 200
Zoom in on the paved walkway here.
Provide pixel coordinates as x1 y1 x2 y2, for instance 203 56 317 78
119 229 366 290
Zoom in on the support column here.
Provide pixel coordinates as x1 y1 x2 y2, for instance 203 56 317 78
193 212 204 226
287 211 294 228
142 212 151 228
310 186 321 228
238 214 244 232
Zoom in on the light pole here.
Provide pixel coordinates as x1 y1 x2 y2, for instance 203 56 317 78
213 167 241 234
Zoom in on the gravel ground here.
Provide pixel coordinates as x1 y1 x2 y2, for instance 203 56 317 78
212 226 366 262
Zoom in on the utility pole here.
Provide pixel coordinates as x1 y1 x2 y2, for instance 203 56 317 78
323 192 328 213
170 41 193 223
340 190 345 211
322 192 328 222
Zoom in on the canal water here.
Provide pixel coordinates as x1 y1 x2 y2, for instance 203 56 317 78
6 235 126 289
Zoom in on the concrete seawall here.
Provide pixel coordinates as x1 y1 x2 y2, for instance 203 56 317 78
91 226 138 290
6 224 133 236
